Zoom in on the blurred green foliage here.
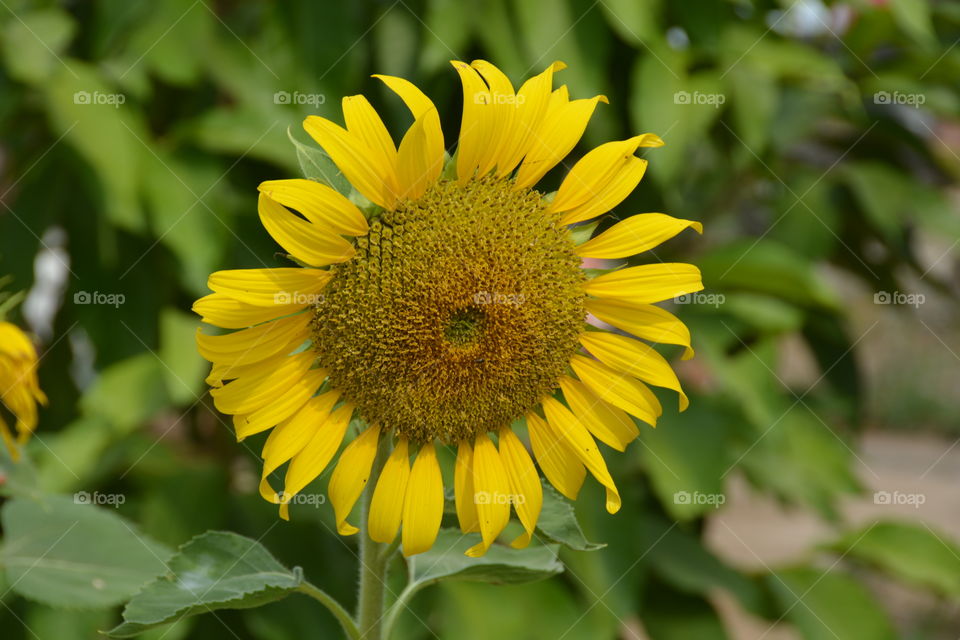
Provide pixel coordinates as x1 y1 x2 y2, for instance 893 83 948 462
1 0 959 638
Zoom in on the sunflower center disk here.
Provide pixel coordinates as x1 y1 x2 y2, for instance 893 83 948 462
312 177 585 444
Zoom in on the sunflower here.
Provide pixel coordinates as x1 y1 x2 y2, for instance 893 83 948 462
194 60 703 557
0 321 46 460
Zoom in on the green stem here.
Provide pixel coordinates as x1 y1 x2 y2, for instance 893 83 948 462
381 582 427 640
298 582 360 640
356 436 391 639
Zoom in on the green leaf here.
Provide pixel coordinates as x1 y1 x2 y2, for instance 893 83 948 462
698 240 840 309
287 126 352 196
647 520 765 614
407 528 563 588
766 567 896 640
828 521 960 597
41 62 145 232
639 399 730 521
80 353 171 432
535 484 605 551
419 0 472 73
889 0 936 49
0 442 41 499
0 495 172 609
0 7 75 83
159 307 206 405
107 531 304 637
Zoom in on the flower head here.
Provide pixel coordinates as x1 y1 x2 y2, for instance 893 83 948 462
0 321 46 460
195 60 703 556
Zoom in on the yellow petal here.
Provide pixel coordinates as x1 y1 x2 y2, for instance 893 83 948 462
209 351 315 415
193 293 303 329
280 402 355 520
580 331 689 411
577 213 703 259
584 263 703 305
586 297 695 359
470 60 515 177
498 427 542 549
454 440 480 533
550 134 662 213
233 367 326 440
208 268 332 307
466 434 511 557
559 157 648 226
259 390 342 503
258 192 355 267
396 111 443 201
541 396 621 514
402 441 444 556
205 352 286 388
496 61 566 177
559 376 638 451
328 424 381 535
257 179 368 236
450 60 490 184
303 115 397 210
526 411 586 501
195 313 311 367
372 74 445 176
569 354 662 426
368 438 411 544
343 95 398 176
514 88 607 189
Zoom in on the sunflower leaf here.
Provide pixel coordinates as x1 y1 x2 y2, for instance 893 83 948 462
535 484 605 551
0 495 172 609
286 126 351 196
106 531 303 637
406 528 563 588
